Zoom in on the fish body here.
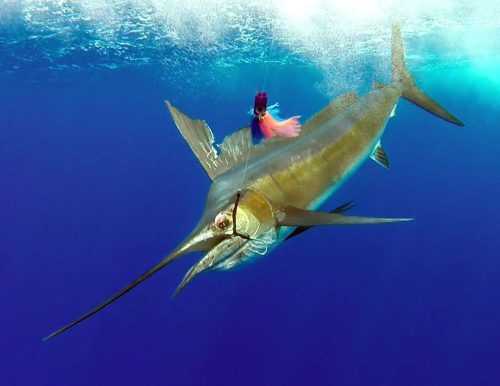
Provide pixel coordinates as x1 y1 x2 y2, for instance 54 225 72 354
44 24 463 340
217 84 400 213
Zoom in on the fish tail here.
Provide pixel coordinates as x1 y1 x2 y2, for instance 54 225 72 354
391 23 464 126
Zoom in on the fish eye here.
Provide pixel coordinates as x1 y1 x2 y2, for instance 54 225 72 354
215 213 230 230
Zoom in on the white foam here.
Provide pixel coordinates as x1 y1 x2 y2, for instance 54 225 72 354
1 0 499 93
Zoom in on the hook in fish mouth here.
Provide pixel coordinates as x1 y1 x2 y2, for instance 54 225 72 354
173 231 275 297
174 191 275 296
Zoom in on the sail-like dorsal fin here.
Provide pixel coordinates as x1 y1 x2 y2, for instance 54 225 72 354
217 127 294 171
165 101 223 180
216 126 253 169
166 93 360 180
370 140 389 168
165 101 294 179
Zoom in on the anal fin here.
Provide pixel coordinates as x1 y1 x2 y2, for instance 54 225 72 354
370 140 389 169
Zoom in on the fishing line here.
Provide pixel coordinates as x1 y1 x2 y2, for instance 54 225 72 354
248 238 269 256
239 29 276 190
230 192 269 256
239 147 252 187
232 25 277 245
261 32 276 92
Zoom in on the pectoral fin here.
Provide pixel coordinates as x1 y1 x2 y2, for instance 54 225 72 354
285 201 356 240
277 206 412 227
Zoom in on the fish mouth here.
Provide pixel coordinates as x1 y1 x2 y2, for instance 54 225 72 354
173 235 249 296
173 222 277 297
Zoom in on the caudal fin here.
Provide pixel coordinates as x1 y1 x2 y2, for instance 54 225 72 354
391 23 464 126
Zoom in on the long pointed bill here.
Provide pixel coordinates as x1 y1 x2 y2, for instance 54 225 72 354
42 226 219 341
43 247 187 341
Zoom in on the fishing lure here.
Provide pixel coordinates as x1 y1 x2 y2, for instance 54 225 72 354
251 91 301 143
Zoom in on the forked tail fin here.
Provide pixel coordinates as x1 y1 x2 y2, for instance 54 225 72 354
391 23 464 126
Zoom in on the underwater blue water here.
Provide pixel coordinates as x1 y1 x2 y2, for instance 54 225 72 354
1 2 500 385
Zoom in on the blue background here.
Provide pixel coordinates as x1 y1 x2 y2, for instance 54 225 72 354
1 4 500 386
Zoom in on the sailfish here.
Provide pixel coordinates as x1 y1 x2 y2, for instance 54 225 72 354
44 24 463 340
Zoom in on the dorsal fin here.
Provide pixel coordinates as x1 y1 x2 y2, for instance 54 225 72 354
217 127 294 171
215 126 253 170
370 140 389 168
166 93 360 180
165 101 223 180
165 101 281 179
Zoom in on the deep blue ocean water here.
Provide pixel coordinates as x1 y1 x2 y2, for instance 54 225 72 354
2 2 500 385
